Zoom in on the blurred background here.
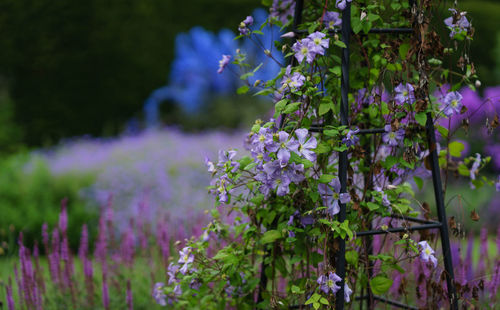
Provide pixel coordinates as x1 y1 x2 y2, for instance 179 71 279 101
0 0 498 308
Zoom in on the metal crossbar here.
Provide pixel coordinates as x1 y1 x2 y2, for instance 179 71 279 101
268 0 460 309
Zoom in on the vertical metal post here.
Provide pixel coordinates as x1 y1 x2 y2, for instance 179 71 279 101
425 112 459 310
335 2 351 309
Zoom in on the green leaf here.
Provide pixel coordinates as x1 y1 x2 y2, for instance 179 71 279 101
275 99 288 114
291 285 303 294
237 85 250 95
415 112 427 126
428 58 442 65
318 174 335 183
366 202 380 211
346 250 359 267
319 102 331 116
448 141 464 158
261 230 281 244
383 155 398 169
334 40 347 48
323 129 338 137
413 176 423 190
283 102 302 113
315 142 331 154
254 88 274 96
436 125 449 138
370 275 393 295
399 43 410 59
319 297 329 305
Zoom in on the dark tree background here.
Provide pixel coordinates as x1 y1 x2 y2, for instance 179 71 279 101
0 0 258 147
0 0 497 148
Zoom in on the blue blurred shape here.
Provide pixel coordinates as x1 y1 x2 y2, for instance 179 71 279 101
144 8 282 127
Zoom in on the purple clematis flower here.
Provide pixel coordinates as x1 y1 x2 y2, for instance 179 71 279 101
318 177 351 216
267 131 299 164
153 282 167 306
342 128 360 148
189 279 202 291
323 11 342 29
469 153 481 189
173 285 182 296
496 176 500 192
214 174 231 203
336 0 352 10
178 247 194 274
382 125 405 147
418 241 438 267
205 157 216 174
295 128 317 162
292 38 316 64
308 32 329 55
167 263 179 285
218 149 240 173
217 54 231 74
394 83 415 105
344 283 353 302
442 91 463 117
281 66 305 91
317 272 342 294
251 127 274 153
444 9 470 38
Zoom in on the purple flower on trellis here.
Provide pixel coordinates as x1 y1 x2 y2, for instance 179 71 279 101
382 125 405 147
251 127 274 153
281 66 305 91
153 282 167 306
317 272 342 294
217 55 231 74
418 241 438 267
295 128 317 162
308 32 329 56
394 83 415 105
444 9 470 38
442 91 463 117
323 11 342 29
342 128 360 148
318 177 351 216
336 0 352 10
262 160 304 196
267 131 299 164
292 38 316 64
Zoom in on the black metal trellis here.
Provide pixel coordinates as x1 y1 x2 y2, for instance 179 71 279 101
271 1 459 309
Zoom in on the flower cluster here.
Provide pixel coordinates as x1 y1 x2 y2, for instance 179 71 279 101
317 272 353 302
292 31 330 64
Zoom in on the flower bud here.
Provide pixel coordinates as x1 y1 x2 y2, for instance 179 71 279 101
475 80 481 88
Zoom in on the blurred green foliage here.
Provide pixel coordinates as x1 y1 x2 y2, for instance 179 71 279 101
0 154 97 255
0 0 259 147
461 0 500 89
